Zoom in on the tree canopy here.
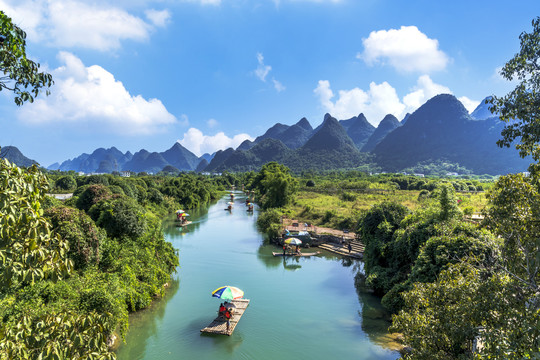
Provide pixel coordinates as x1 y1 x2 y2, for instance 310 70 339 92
0 11 53 106
489 17 540 175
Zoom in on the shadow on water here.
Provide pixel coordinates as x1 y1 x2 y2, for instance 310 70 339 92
354 274 403 352
116 279 181 359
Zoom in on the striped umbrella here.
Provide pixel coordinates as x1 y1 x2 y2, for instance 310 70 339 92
212 286 244 301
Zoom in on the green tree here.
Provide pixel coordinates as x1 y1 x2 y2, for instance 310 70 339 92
488 17 540 176
0 11 53 105
437 183 462 221
484 174 540 311
55 175 77 191
251 162 297 209
0 159 72 286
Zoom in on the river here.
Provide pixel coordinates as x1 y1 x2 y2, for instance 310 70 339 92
116 193 400 360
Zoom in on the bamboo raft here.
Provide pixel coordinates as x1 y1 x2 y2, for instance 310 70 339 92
272 251 321 257
200 299 250 336
175 221 192 227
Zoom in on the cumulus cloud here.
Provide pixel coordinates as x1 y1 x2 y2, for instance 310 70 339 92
314 80 404 124
145 9 171 27
17 52 177 135
314 75 478 125
359 26 449 73
458 96 481 114
0 0 172 51
178 128 253 156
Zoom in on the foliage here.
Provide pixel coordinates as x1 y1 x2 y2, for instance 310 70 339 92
76 184 115 212
251 162 298 209
392 262 540 359
488 17 540 176
46 206 105 270
0 159 72 287
55 175 77 191
483 174 540 310
90 197 147 240
0 11 53 106
0 311 116 359
436 183 463 221
256 208 283 240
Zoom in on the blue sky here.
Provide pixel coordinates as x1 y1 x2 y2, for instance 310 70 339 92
1 0 539 167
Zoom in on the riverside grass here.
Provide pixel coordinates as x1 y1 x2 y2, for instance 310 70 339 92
281 188 488 230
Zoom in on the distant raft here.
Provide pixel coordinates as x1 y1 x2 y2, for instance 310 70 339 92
272 251 320 257
200 299 250 336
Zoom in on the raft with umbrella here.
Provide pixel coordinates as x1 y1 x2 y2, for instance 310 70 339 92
201 286 250 336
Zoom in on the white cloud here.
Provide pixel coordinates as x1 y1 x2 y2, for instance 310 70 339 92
403 75 451 110
314 75 477 125
254 53 285 92
314 80 404 125
17 52 177 135
359 26 449 73
255 53 272 82
178 128 253 156
145 9 171 27
0 0 172 51
458 96 480 114
272 78 286 92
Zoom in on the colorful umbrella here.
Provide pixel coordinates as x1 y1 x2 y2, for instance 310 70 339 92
284 238 302 245
212 286 244 301
176 210 185 214
181 213 190 217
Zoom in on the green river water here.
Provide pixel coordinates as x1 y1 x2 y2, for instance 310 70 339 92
116 193 400 360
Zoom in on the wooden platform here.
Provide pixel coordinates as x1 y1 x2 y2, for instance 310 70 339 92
318 240 364 260
200 299 250 336
272 251 320 257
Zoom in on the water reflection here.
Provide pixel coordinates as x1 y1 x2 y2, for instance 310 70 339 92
117 279 180 359
354 274 402 351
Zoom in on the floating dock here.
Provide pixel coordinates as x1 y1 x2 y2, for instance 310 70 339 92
200 299 250 336
318 240 364 260
272 251 320 257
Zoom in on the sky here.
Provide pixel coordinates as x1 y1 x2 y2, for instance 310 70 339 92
1 0 539 167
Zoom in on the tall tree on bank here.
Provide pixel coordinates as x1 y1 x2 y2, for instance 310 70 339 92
489 17 540 176
251 162 297 209
0 11 53 106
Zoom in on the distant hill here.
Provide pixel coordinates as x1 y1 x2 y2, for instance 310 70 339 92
362 114 401 152
213 138 292 172
0 146 38 167
52 143 202 174
161 142 200 170
373 94 529 174
284 114 368 171
341 113 375 150
204 148 236 172
470 97 497 120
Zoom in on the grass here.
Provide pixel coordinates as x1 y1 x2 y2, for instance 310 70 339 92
282 189 489 231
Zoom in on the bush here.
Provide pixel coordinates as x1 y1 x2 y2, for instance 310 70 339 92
55 176 77 191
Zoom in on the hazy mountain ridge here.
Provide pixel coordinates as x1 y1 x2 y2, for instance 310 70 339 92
0 146 38 167
19 94 528 175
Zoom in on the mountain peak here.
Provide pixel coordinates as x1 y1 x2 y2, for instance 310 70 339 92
470 96 497 120
296 117 312 131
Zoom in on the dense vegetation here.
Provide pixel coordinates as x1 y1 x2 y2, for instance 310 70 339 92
0 160 246 358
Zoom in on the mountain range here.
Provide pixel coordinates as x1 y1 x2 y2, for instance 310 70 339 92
4 94 530 175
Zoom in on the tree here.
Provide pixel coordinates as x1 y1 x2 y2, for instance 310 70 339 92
0 158 72 286
488 17 540 176
251 162 297 209
0 11 53 106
